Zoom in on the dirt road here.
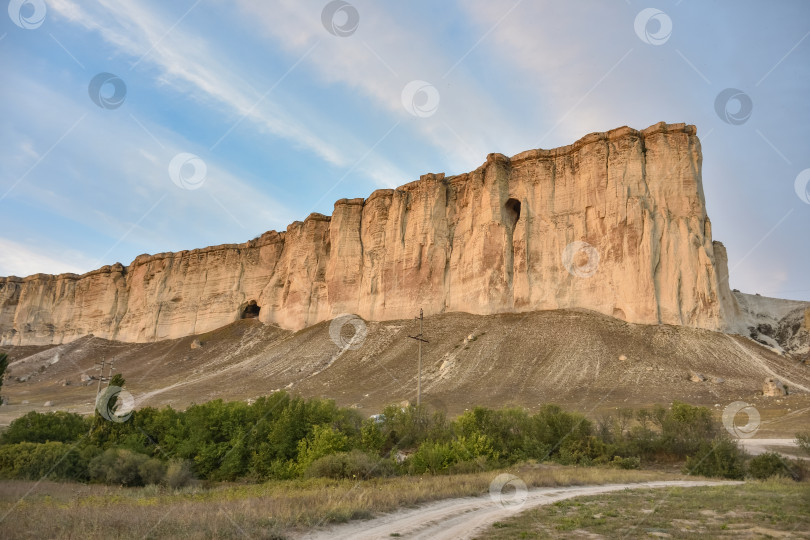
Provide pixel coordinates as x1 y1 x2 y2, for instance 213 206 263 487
297 480 740 540
738 438 806 458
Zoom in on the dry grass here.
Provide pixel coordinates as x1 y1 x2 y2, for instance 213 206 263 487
0 464 683 539
478 477 810 539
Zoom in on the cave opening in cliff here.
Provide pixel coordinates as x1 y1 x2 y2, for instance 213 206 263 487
505 198 521 229
241 300 261 319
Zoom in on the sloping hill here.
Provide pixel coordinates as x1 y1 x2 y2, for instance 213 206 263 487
2 310 809 435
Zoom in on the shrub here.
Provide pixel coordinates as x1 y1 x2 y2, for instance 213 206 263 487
378 404 449 451
88 448 166 486
454 407 529 461
684 437 747 479
795 431 810 457
360 418 386 455
557 435 607 465
748 452 792 480
658 402 718 457
138 457 167 485
164 460 196 489
408 441 456 474
610 456 641 469
295 424 349 474
0 441 91 481
449 432 499 464
1 411 90 444
530 405 594 461
305 450 393 479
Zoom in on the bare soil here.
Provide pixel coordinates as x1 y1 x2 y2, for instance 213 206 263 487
2 310 808 435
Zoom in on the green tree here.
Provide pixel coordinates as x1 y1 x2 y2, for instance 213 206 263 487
295 424 349 474
1 411 90 444
795 431 810 456
685 436 747 479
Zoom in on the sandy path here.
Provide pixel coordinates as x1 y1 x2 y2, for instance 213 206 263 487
297 480 740 540
738 438 806 459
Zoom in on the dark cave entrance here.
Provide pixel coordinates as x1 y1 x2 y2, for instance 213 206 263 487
241 300 261 319
505 198 521 229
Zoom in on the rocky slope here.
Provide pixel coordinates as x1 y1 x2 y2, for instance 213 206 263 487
0 122 756 345
733 292 810 356
2 312 809 436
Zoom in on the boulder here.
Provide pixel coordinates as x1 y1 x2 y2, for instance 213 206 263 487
688 371 707 382
762 377 787 396
190 339 203 349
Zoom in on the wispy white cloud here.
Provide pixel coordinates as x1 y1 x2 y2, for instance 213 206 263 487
232 0 531 170
0 70 294 274
0 237 94 277
48 0 412 187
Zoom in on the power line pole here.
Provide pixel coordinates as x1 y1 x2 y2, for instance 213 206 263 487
407 308 428 407
95 358 105 397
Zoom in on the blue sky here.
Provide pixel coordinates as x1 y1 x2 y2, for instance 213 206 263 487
1 0 808 300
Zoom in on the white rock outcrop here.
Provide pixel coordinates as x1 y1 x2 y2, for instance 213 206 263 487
1 122 745 345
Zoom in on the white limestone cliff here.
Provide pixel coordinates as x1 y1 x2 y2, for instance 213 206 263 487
0 122 749 345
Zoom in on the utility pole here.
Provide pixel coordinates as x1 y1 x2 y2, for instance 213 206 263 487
407 308 429 406
95 358 105 397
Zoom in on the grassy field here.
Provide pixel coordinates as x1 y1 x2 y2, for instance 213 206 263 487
0 464 682 539
478 478 810 539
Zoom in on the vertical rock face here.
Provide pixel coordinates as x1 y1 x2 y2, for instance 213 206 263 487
1 122 740 346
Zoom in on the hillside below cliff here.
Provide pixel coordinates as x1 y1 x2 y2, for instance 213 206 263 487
2 310 808 435
0 122 804 347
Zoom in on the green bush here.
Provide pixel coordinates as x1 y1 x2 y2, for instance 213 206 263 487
164 460 196 489
454 407 529 461
1 411 90 444
684 437 747 479
0 441 92 481
408 441 456 474
295 424 349 474
138 456 167 485
88 448 166 486
748 452 791 480
795 431 810 457
658 402 718 457
377 405 449 451
610 456 641 469
0 396 738 485
304 450 393 479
